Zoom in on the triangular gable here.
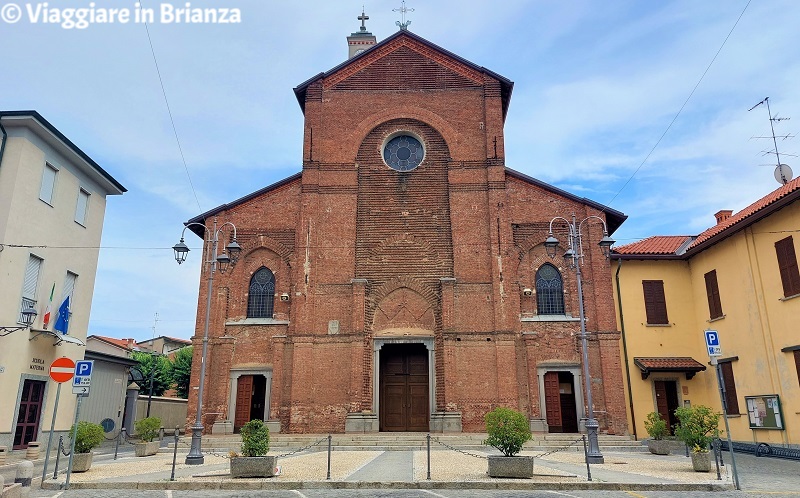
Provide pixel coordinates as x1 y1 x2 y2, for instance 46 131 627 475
294 30 513 119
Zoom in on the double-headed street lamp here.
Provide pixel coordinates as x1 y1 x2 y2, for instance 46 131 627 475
544 214 614 464
173 216 241 465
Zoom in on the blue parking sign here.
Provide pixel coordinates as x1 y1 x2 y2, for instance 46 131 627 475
704 330 721 357
75 360 93 377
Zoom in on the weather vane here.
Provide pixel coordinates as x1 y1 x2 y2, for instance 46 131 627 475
393 1 414 30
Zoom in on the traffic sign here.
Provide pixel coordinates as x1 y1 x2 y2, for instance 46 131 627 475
704 330 722 357
72 360 94 394
49 357 75 383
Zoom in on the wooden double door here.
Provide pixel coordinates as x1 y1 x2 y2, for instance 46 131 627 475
544 371 579 433
234 375 267 432
380 344 429 432
14 380 46 449
654 380 680 434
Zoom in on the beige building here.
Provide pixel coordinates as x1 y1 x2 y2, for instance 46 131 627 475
0 111 125 450
613 178 800 447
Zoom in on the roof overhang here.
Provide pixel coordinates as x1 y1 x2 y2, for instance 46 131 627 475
0 111 126 195
634 357 707 380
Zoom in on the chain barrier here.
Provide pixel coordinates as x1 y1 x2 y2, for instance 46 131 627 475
277 436 328 458
58 436 70 457
431 437 487 459
432 435 584 460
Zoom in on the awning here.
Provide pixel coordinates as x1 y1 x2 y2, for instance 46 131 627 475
29 328 86 347
634 357 707 380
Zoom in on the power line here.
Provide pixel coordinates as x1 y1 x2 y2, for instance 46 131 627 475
138 1 202 212
603 0 752 209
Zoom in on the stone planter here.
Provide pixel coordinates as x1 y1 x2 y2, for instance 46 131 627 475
230 456 277 478
647 439 671 455
690 451 712 472
487 455 534 478
135 441 160 457
71 452 93 472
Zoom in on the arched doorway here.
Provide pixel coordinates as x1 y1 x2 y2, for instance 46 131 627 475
379 343 429 432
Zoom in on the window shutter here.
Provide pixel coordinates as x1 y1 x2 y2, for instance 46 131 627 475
22 255 43 299
63 271 78 305
775 237 800 297
39 164 57 203
75 189 90 225
794 350 800 388
720 362 739 414
704 270 723 319
642 280 668 324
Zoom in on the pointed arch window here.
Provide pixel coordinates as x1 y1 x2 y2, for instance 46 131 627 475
247 267 275 318
536 263 565 315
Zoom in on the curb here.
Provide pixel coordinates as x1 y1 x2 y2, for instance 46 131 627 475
41 480 734 492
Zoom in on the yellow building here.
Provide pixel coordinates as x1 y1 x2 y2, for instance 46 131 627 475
612 178 800 447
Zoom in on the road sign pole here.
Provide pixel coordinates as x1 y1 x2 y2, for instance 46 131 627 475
64 394 84 490
41 383 61 482
711 357 740 490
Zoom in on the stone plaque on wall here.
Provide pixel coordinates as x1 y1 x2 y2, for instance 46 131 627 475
328 320 340 335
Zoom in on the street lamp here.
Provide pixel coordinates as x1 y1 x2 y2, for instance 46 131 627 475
173 216 240 465
0 305 38 336
544 213 614 464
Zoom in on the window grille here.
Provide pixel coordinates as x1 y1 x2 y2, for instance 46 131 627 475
247 267 275 318
536 263 565 315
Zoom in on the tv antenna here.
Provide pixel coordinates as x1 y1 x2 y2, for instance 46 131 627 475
749 97 795 185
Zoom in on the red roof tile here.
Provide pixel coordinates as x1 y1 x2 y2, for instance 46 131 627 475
634 357 706 370
688 176 800 250
89 335 136 350
613 235 692 255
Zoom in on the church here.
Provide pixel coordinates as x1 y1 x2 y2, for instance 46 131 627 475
182 17 628 435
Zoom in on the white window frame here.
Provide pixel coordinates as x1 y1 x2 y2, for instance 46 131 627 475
20 254 43 324
39 163 58 205
74 188 90 226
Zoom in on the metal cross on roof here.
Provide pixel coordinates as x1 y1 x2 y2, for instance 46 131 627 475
358 8 369 31
393 0 414 30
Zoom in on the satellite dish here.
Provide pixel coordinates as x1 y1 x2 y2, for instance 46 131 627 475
775 164 793 185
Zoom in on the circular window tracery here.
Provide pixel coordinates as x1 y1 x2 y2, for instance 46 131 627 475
383 134 424 171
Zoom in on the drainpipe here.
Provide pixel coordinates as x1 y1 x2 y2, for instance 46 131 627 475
616 258 637 440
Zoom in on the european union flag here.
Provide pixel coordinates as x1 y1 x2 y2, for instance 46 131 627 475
53 296 70 334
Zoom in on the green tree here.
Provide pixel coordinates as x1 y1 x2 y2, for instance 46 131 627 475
131 351 172 396
170 346 193 399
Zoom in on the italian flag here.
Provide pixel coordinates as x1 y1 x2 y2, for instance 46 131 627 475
42 283 55 329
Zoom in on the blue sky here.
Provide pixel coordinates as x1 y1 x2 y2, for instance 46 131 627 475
2 0 799 341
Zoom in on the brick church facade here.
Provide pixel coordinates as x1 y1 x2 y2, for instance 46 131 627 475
184 28 628 435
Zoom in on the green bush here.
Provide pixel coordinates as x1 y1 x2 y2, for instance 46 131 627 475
69 421 104 454
134 417 162 442
240 419 270 457
644 412 668 440
674 405 719 452
483 407 532 457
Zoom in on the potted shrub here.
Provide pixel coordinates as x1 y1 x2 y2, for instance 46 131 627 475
134 417 162 457
674 405 719 472
483 407 533 478
643 412 671 455
69 421 104 472
230 419 275 478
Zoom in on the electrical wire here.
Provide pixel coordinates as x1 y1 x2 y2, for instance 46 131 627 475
138 1 203 212
602 0 752 209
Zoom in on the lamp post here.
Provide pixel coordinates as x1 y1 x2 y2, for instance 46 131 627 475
173 216 240 465
0 305 37 336
544 213 614 464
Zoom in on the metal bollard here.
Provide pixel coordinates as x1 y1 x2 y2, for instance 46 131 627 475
14 460 33 498
426 433 431 480
53 436 63 479
114 429 122 460
582 435 592 482
326 434 332 480
170 427 180 481
713 439 721 480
